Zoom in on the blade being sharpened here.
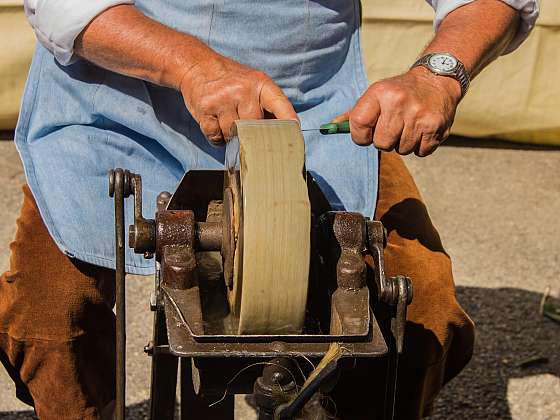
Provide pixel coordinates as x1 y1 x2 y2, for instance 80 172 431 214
302 121 350 135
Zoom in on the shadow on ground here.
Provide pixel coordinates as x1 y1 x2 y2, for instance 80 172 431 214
443 135 560 151
0 401 152 419
0 287 558 419
429 286 560 419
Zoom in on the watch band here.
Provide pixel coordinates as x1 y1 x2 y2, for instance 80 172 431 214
412 53 470 98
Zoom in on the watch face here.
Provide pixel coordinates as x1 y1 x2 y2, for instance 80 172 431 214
428 54 458 73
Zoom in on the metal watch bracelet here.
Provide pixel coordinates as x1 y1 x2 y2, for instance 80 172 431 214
412 53 470 98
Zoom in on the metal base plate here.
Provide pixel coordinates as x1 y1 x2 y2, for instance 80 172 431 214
163 291 388 358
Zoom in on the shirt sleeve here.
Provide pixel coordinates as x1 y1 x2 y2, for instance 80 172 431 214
24 0 134 65
425 0 540 54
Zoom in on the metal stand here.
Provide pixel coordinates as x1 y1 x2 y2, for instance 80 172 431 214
147 288 178 419
109 168 413 420
180 359 234 420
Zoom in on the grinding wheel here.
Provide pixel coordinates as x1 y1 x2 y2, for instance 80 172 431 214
223 120 311 335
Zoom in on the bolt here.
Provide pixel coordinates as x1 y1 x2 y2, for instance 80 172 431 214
157 191 172 212
123 170 132 197
108 168 133 198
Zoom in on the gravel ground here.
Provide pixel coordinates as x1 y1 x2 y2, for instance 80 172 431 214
407 140 560 420
0 137 559 419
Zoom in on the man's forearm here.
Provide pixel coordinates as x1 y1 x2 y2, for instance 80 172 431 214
422 0 520 78
74 4 213 90
74 4 297 141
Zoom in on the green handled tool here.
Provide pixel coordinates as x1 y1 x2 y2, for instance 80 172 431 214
302 120 350 135
319 120 350 135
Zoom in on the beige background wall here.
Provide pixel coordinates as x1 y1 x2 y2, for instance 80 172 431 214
0 0 35 129
1 0 559 144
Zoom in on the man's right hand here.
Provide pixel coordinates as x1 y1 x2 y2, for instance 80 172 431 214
74 5 297 145
179 53 298 144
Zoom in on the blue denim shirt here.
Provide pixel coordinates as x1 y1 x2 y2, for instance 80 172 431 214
15 0 378 274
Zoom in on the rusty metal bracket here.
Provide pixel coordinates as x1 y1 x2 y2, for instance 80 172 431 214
365 220 413 420
384 274 413 420
365 220 394 304
320 212 370 337
127 173 156 259
391 275 413 354
364 219 413 352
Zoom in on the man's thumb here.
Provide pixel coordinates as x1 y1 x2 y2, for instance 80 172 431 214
331 112 350 124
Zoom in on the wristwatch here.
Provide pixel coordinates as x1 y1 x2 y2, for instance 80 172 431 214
411 52 470 98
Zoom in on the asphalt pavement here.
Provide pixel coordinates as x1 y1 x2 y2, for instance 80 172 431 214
0 137 559 419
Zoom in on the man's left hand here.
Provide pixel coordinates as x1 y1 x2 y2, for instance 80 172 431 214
337 67 462 157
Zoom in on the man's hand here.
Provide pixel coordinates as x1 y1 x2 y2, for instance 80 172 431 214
179 54 297 144
75 5 297 145
340 67 461 157
338 0 520 157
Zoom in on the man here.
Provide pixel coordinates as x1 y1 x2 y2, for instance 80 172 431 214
0 0 538 418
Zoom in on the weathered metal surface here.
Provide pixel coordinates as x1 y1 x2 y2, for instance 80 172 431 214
392 275 412 354
108 168 132 420
114 167 414 420
253 358 297 419
156 210 196 260
319 212 370 336
163 288 386 357
161 245 198 290
163 285 370 343
330 288 370 336
127 173 156 258
163 284 205 337
366 219 394 304
195 221 222 251
323 211 367 252
337 252 366 290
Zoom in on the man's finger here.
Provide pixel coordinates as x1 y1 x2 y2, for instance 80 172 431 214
260 82 298 121
372 114 404 152
200 115 224 145
415 133 440 157
331 112 350 124
398 122 421 155
349 94 381 146
218 110 240 141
